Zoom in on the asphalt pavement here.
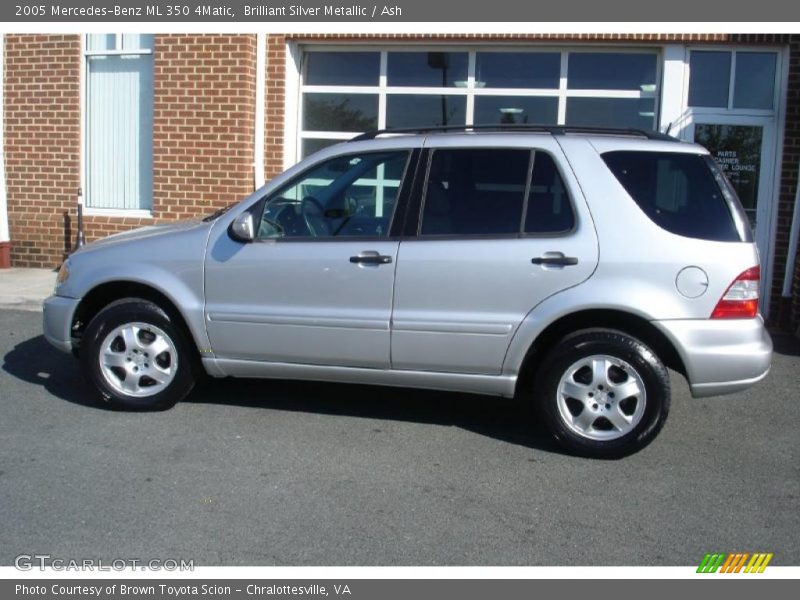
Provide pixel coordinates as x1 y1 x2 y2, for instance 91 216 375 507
0 308 798 566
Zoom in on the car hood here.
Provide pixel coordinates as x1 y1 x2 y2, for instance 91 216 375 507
74 218 213 253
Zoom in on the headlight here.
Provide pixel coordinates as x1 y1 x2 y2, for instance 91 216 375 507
56 260 70 288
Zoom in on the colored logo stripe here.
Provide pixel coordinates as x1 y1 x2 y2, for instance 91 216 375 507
745 553 773 573
697 553 725 573
697 552 773 573
720 553 749 573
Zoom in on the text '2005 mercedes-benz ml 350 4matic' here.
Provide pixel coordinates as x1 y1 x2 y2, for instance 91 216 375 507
43 125 773 457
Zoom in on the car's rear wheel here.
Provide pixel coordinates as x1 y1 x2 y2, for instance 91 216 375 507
80 298 196 410
536 329 670 458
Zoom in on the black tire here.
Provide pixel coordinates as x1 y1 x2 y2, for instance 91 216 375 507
80 298 196 411
535 329 670 458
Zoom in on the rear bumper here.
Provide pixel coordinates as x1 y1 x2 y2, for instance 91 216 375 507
652 316 772 398
43 294 80 354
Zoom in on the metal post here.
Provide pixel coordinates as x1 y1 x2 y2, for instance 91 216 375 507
75 187 85 250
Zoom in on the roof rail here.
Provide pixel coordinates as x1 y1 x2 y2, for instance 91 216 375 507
348 124 678 143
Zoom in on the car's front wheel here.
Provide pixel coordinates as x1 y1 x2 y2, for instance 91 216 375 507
80 298 196 410
536 329 671 458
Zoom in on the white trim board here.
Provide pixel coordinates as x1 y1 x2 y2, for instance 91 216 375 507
0 33 9 244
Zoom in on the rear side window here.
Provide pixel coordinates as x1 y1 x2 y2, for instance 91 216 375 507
421 148 528 235
420 148 575 236
602 151 750 242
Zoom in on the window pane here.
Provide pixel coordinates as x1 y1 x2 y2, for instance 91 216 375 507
475 52 560 89
688 51 731 108
694 123 763 226
386 95 466 128
302 93 378 132
566 97 656 130
86 55 154 210
568 53 657 90
341 156 407 234
421 149 529 235
525 152 574 233
122 34 153 51
260 151 409 239
733 53 776 109
602 151 742 242
387 52 468 87
86 34 115 51
301 138 343 158
474 96 558 125
306 52 380 86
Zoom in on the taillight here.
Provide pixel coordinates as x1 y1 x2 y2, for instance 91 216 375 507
710 266 760 319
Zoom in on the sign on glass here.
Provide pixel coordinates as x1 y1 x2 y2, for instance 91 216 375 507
695 124 763 226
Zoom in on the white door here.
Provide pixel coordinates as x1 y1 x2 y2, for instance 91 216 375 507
685 117 777 299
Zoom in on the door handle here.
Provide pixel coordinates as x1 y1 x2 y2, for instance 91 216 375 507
350 251 393 265
531 254 579 266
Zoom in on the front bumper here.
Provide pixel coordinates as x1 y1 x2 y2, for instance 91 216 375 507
653 316 772 398
43 294 80 354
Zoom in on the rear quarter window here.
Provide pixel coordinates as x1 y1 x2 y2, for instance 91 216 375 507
601 151 751 242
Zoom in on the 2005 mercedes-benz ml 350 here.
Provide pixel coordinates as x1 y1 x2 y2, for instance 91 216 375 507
43 126 773 457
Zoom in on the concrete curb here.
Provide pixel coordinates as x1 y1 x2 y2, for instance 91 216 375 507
0 268 56 312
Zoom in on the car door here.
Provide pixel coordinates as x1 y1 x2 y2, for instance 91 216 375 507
204 148 414 368
391 136 599 374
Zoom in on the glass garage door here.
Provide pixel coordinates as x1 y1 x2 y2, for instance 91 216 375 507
298 48 660 158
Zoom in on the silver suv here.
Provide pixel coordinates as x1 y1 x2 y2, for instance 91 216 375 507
43 126 773 457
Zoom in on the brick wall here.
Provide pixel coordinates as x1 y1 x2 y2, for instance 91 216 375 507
153 34 257 221
2 33 258 269
3 35 80 268
264 35 286 181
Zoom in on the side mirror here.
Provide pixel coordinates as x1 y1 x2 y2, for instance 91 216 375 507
229 212 256 242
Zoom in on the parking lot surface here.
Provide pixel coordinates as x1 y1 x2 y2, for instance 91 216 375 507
1 308 798 565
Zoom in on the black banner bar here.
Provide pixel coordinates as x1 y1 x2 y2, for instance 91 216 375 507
3 579 799 600
3 0 800 22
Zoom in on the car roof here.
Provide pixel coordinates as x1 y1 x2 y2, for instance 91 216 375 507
350 125 678 143
302 126 708 167
333 128 705 156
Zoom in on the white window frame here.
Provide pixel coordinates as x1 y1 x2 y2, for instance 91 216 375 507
683 47 782 116
293 44 663 162
680 44 789 318
81 34 154 218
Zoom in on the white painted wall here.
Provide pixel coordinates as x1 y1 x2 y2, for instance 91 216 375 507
0 33 10 244
283 42 301 170
658 44 688 136
254 33 266 189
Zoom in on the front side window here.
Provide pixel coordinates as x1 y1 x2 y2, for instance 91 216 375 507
258 151 409 239
419 148 574 236
85 34 154 211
